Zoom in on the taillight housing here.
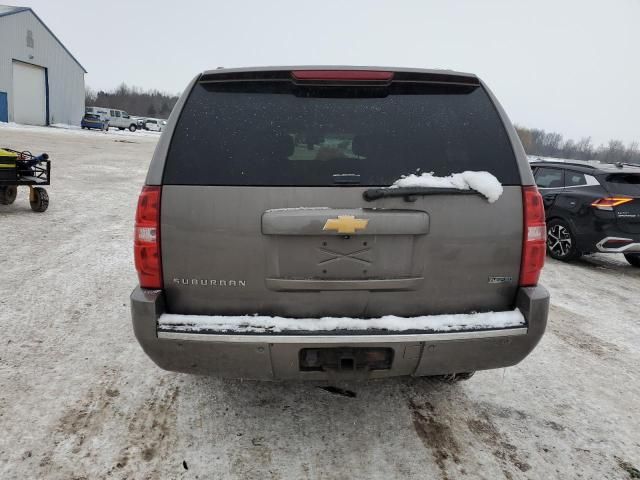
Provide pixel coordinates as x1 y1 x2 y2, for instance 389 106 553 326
520 186 546 287
591 197 633 211
291 70 394 82
134 186 162 289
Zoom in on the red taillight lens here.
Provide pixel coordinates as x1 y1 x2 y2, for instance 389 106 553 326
291 70 394 81
134 186 162 289
520 186 546 287
591 197 633 210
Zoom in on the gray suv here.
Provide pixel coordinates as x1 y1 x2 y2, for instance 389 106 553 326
131 66 550 381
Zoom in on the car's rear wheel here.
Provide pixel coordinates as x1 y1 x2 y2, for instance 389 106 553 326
0 186 18 205
29 187 49 212
624 253 640 267
547 219 580 261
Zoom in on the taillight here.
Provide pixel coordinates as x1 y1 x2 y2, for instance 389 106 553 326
591 197 633 211
520 186 546 287
134 186 162 289
291 70 394 81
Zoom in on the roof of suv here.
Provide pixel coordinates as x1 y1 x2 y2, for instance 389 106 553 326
530 158 640 174
202 65 477 77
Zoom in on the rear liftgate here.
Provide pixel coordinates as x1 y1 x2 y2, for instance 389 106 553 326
159 68 525 377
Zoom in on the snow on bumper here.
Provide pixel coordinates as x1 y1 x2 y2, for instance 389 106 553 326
158 310 525 334
131 286 549 380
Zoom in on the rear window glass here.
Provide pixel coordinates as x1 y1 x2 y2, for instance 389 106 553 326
605 173 640 196
164 81 520 186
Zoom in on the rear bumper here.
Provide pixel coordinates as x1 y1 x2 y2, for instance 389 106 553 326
595 236 640 253
81 120 105 129
571 216 640 254
131 286 549 380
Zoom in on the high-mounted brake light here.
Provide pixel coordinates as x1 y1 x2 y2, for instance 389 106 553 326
520 186 546 287
291 70 394 81
591 197 633 211
134 186 162 289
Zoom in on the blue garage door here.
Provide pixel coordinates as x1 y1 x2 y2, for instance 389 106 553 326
0 92 8 123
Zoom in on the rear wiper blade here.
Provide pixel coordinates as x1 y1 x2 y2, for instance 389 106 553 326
363 186 481 202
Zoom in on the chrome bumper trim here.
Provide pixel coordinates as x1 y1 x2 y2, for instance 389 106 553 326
157 327 528 344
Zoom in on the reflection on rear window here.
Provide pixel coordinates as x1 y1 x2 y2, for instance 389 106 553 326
164 81 520 186
289 134 362 162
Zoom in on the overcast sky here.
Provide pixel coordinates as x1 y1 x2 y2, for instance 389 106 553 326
15 0 639 145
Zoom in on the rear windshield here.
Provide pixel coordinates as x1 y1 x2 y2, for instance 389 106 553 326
604 173 640 196
164 81 520 186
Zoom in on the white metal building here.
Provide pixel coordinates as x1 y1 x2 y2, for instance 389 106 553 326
0 5 86 126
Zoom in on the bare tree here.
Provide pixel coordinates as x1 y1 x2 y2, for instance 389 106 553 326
574 137 593 160
515 126 640 165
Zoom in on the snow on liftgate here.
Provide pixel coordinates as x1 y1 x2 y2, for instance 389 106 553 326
0 147 51 212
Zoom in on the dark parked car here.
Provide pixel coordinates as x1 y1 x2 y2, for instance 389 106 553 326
131 66 549 381
80 113 108 131
530 159 640 266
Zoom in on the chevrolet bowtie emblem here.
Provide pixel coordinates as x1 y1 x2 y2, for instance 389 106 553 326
323 215 369 234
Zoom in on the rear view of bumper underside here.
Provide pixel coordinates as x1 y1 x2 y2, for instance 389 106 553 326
131 286 549 380
596 236 640 253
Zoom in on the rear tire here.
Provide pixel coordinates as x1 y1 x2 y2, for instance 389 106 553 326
29 187 49 212
624 253 640 267
547 219 580 261
0 186 18 205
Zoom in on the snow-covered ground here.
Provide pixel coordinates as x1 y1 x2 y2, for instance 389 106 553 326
1 125 639 479
0 121 162 139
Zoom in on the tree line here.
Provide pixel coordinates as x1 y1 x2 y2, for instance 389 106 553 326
515 126 640 165
85 84 179 119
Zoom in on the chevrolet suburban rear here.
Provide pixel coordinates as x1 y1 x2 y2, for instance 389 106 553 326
131 66 549 381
